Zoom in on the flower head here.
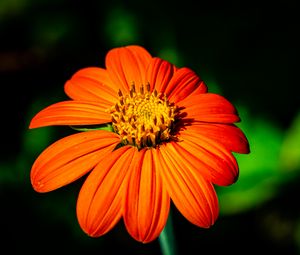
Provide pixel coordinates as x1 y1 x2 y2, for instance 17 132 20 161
29 45 250 243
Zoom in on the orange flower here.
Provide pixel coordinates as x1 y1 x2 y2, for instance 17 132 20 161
29 45 250 243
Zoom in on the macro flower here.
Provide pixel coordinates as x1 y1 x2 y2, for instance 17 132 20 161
29 45 250 243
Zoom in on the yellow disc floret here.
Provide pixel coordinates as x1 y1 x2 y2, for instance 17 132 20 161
108 83 177 149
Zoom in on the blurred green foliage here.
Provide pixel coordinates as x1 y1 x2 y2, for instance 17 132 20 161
218 109 285 215
104 6 140 46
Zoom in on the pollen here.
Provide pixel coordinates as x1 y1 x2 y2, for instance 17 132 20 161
108 83 178 149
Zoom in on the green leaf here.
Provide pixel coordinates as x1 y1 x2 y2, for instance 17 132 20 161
70 124 114 132
279 111 300 172
217 107 286 215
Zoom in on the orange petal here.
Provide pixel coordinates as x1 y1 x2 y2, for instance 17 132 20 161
124 148 170 243
64 67 118 105
184 123 250 154
145 58 175 93
166 67 207 103
29 100 111 128
77 146 135 237
178 93 240 123
154 143 219 228
105 45 152 93
31 130 120 192
179 131 239 186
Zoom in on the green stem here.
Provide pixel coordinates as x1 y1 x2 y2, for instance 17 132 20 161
158 210 177 255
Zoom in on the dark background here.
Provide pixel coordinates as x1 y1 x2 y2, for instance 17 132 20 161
1 0 299 254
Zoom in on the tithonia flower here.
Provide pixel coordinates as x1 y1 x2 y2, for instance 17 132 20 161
29 45 250 243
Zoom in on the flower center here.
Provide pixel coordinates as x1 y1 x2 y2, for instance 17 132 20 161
108 83 178 149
